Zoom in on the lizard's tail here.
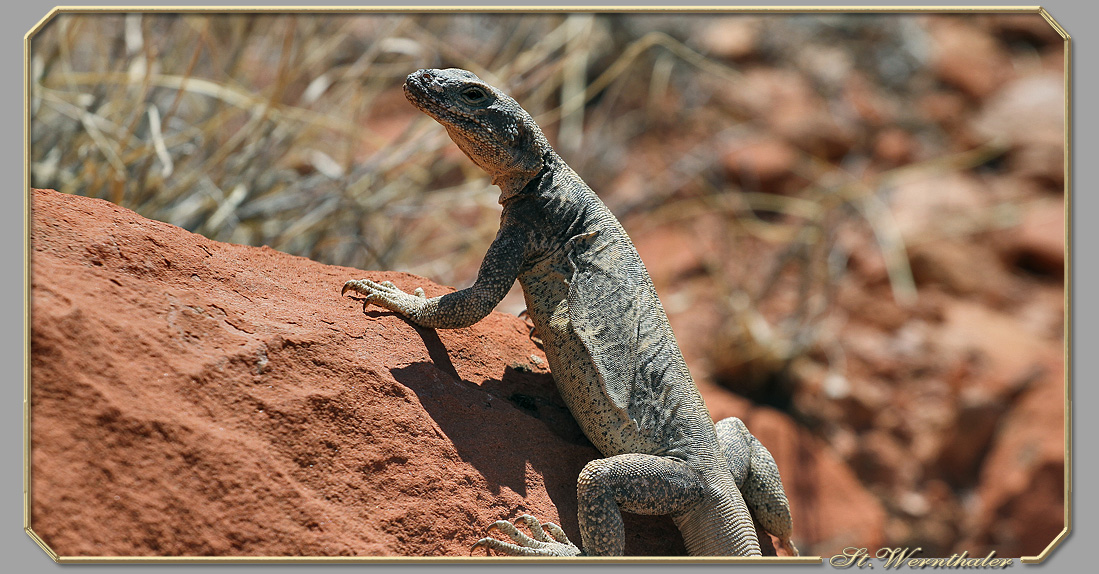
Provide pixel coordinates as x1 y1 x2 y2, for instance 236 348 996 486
673 470 763 556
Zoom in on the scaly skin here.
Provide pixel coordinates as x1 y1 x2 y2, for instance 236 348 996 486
343 68 795 557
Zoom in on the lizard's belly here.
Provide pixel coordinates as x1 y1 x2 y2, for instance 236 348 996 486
519 265 660 457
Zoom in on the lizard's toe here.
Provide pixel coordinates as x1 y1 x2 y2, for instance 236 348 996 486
472 515 581 557
342 279 386 297
539 521 571 544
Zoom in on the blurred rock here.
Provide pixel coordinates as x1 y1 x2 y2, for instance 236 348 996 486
938 299 1052 398
973 72 1065 187
908 239 1014 301
844 72 898 127
983 13 1066 49
873 128 918 166
995 200 1065 277
851 429 908 488
732 68 857 160
927 17 1012 99
1015 284 1065 341
934 387 1011 487
721 135 801 194
918 90 968 125
961 360 1064 557
798 45 854 90
696 16 760 60
887 172 990 241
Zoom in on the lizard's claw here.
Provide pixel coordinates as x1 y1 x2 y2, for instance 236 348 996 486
341 279 360 297
517 309 542 346
471 514 581 557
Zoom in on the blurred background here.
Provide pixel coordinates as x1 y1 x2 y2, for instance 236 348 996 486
29 10 1066 558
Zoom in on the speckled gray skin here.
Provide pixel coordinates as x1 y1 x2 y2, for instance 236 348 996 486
343 68 795 557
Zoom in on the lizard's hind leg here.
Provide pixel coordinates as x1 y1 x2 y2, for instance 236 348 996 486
715 417 797 555
576 453 707 555
473 453 711 556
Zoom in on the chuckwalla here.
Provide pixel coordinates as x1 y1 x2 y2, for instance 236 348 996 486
343 68 796 557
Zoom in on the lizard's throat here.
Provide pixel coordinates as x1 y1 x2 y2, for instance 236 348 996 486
493 171 538 203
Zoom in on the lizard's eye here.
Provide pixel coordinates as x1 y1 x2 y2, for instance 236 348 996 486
461 87 488 104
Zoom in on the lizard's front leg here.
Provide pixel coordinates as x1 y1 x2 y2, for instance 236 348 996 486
342 223 525 329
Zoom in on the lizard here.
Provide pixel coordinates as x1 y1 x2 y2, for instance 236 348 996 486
342 68 795 557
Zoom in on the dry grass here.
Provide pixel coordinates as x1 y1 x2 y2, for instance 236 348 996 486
29 11 1031 397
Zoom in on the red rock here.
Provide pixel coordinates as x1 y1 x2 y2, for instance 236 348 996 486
934 387 1011 487
919 90 969 126
1015 283 1066 341
29 188 689 557
631 222 707 288
850 429 908 488
845 73 896 127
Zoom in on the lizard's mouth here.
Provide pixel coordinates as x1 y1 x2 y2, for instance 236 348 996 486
402 74 432 109
403 70 449 119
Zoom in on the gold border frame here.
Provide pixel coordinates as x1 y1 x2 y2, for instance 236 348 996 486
22 5 1072 565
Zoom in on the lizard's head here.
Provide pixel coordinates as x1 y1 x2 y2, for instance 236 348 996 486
404 68 551 194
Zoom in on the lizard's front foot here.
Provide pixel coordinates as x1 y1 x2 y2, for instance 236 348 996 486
342 279 426 315
471 514 581 557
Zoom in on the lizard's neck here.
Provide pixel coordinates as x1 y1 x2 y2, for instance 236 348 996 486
495 151 559 204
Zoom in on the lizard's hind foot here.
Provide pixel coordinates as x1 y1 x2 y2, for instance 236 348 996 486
471 514 581 557
778 538 799 556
